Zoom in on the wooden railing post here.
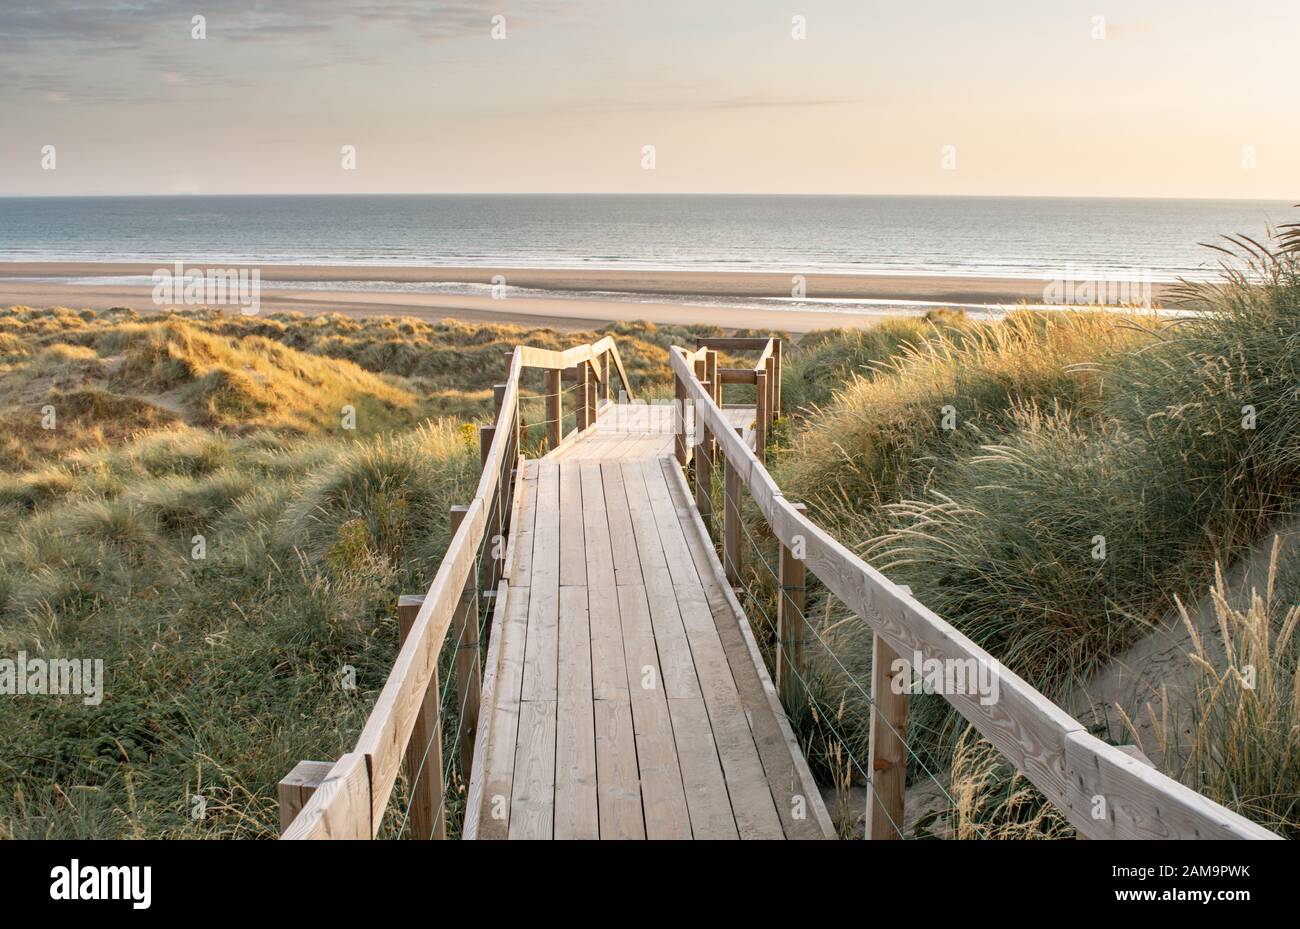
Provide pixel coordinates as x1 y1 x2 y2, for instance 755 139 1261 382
692 353 713 530
706 350 719 460
674 373 688 466
398 594 446 839
601 350 611 402
278 760 333 835
479 424 499 589
776 502 807 712
772 339 782 417
867 593 908 841
759 353 769 433
577 363 592 431
723 425 742 585
586 360 599 425
449 506 481 780
544 368 562 449
492 380 515 552
695 404 713 530
754 368 767 462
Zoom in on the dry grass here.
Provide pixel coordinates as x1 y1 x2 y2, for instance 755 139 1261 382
949 727 1075 840
0 303 692 838
1132 538 1300 836
763 221 1300 837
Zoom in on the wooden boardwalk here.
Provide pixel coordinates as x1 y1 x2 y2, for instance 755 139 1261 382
466 404 834 839
283 335 1277 842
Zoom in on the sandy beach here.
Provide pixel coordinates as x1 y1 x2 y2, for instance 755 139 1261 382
0 261 1174 334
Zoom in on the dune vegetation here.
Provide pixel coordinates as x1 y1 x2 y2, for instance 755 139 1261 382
4 218 1298 841
0 307 696 838
760 224 1300 837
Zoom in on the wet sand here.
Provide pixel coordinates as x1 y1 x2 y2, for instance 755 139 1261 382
0 261 1171 333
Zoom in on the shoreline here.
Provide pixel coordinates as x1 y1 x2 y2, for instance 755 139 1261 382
0 261 1174 334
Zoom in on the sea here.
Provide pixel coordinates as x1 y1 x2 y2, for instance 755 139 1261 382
0 194 1292 314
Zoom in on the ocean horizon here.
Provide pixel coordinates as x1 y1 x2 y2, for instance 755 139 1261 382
0 194 1291 283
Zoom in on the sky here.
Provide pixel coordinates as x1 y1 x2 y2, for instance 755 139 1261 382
1 0 1297 198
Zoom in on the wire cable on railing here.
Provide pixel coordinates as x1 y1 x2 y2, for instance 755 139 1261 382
709 436 957 816
393 606 470 839
725 561 905 839
396 412 520 838
394 490 498 839
712 450 953 801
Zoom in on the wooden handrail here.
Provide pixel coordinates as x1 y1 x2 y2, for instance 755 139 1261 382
669 345 1278 840
284 335 627 840
695 336 773 351
516 335 635 401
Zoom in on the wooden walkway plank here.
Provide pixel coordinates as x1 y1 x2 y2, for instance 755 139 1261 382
589 585 630 701
594 698 646 839
468 399 832 841
615 584 692 839
475 582 531 839
520 463 560 703
579 462 617 589
637 459 785 839
554 585 598 838
508 699 557 839
507 459 538 581
599 462 643 586
658 458 835 839
668 697 741 840
618 462 670 577
615 462 700 699
558 462 586 587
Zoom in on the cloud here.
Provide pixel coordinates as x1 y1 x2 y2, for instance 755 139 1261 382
0 0 597 48
0 0 602 104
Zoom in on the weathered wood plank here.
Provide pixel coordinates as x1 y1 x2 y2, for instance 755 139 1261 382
695 336 774 351
643 473 784 839
555 583 596 838
508 700 557 839
558 462 586 587
281 752 370 840
723 450 742 585
594 698 645 839
621 463 700 700
776 503 807 713
579 462 617 588
1063 732 1278 840
866 632 907 840
520 463 560 703
278 760 333 836
554 699 598 839
398 595 444 840
600 462 644 586
504 459 537 582
616 584 692 839
589 585 629 701
473 582 530 839
463 580 511 839
659 459 835 839
668 697 739 839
